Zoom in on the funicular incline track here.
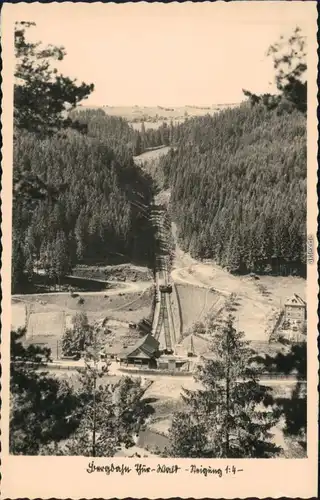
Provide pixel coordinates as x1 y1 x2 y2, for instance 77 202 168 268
150 204 175 353
154 292 172 352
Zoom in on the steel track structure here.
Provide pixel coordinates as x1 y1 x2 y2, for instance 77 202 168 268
150 204 175 353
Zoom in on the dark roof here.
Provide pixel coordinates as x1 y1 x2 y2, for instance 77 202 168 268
120 334 159 359
285 294 306 307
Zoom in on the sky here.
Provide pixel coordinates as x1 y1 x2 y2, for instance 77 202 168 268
5 2 313 107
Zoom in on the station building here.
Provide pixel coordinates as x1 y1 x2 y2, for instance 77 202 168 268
119 333 160 368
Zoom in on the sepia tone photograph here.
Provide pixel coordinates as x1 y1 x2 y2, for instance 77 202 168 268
8 3 311 460
1 3 318 497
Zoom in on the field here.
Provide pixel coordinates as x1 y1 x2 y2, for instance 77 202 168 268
133 146 171 166
131 121 184 131
171 251 306 343
72 264 153 282
11 302 26 331
89 104 239 122
11 275 154 358
174 284 222 334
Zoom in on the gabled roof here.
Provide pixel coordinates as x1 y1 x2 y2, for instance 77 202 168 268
176 333 209 357
120 334 159 359
285 294 306 307
125 349 151 360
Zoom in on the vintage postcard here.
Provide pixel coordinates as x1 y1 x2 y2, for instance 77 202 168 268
1 1 318 498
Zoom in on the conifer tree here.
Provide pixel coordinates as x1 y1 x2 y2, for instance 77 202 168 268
52 231 72 285
168 315 281 458
14 21 94 136
12 235 26 292
56 328 153 456
61 312 93 357
243 27 307 114
10 329 79 454
25 252 34 282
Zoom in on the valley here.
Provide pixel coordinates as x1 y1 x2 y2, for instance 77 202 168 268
10 21 308 461
4 14 314 500
11 141 307 459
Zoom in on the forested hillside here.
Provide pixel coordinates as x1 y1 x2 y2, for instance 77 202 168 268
12 128 155 291
71 108 172 156
159 103 306 276
12 22 179 293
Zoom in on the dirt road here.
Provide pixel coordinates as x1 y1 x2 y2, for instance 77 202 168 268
46 359 304 387
13 275 151 299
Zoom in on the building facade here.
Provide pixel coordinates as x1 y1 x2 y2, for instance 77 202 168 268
119 334 160 368
284 294 306 323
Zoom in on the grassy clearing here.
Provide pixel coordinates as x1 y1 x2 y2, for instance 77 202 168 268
131 121 183 131
27 311 66 338
12 286 153 358
13 287 152 315
133 146 171 165
144 377 200 400
73 264 153 282
11 302 27 330
173 262 306 343
175 284 221 334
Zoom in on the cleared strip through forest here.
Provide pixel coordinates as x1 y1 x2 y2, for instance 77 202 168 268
150 204 177 352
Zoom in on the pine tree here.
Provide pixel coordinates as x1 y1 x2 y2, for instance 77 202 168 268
141 121 146 151
74 213 86 260
243 27 307 114
25 252 34 282
226 233 241 273
134 134 142 156
61 312 93 357
52 231 72 286
13 22 94 211
56 329 153 456
168 315 281 458
10 329 79 454
272 342 306 446
268 27 307 114
12 235 26 292
62 343 115 457
14 22 94 136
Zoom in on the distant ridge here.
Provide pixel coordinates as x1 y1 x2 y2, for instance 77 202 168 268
78 103 242 121
81 103 242 110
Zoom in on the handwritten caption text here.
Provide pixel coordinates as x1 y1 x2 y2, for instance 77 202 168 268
87 461 243 478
